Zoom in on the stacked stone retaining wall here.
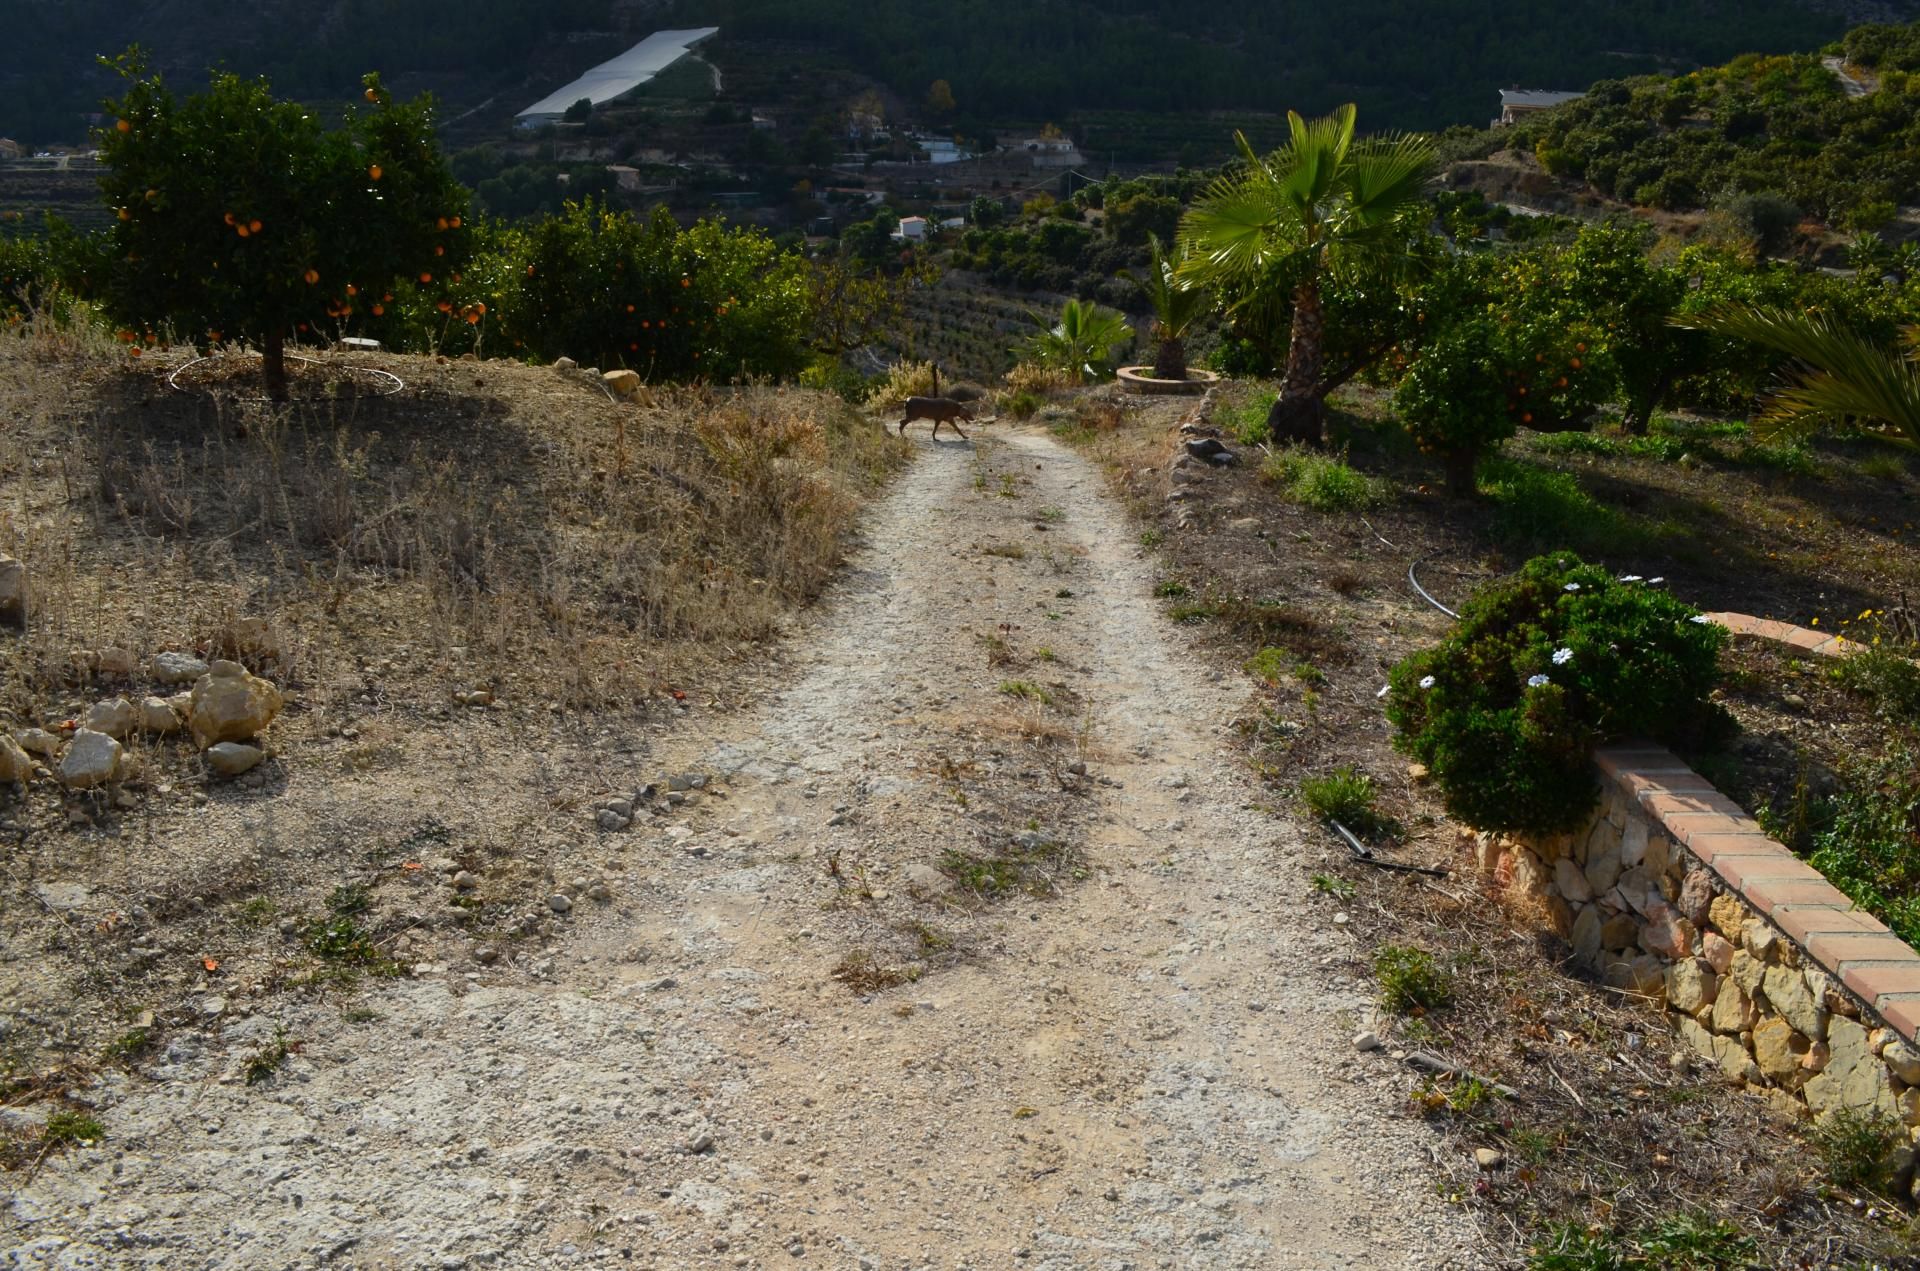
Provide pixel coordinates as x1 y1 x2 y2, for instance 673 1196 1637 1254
1473 745 1920 1196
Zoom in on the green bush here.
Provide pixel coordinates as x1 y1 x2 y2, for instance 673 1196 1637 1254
1386 553 1727 835
498 201 812 379
1807 746 1920 948
1810 1106 1905 1191
1374 944 1453 1012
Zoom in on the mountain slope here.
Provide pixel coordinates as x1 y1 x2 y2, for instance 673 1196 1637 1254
4 0 1911 146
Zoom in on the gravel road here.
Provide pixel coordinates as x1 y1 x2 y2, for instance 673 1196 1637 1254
5 424 1483 1269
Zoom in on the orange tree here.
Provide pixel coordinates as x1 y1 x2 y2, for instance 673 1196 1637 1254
506 201 811 380
93 55 470 398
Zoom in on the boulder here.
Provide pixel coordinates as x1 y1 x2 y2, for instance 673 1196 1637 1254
554 357 578 371
13 728 58 759
1712 977 1758 1035
1600 913 1639 952
189 661 284 748
1805 1016 1898 1119
139 696 184 735
1584 833 1624 895
1638 900 1694 960
1604 953 1668 1002
84 698 139 740
1730 949 1766 996
603 369 642 398
1701 931 1735 976
58 730 121 788
204 742 265 778
0 553 24 625
1553 855 1595 903
150 652 210 686
1709 893 1747 937
1570 904 1603 966
1753 1018 1811 1084
1765 963 1829 1042
1619 818 1649 869
96 647 137 677
904 863 955 898
1679 868 1715 929
1744 919 1782 963
1667 958 1719 1014
0 733 33 783
1884 1040 1920 1086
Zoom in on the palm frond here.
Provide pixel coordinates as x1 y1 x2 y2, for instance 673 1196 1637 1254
1339 133 1438 225
1683 304 1920 449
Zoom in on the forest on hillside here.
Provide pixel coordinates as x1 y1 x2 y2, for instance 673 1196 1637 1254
1500 21 1920 226
2 0 1902 145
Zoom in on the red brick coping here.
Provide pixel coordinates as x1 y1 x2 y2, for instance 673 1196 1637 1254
1703 611 1863 659
1597 745 1920 1041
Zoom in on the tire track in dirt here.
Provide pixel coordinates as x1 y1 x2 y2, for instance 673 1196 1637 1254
5 425 1480 1270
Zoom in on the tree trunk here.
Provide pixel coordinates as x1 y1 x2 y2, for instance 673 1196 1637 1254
1153 337 1187 382
1623 370 1671 436
262 329 289 402
1265 277 1327 447
1443 447 1480 499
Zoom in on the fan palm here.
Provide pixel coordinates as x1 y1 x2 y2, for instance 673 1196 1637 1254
1682 306 1920 450
1017 297 1134 384
1178 104 1434 444
1120 234 1207 380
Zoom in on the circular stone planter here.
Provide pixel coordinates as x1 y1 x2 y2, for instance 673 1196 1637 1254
1116 366 1219 396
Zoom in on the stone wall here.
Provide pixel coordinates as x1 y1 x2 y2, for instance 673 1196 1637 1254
1472 745 1920 1197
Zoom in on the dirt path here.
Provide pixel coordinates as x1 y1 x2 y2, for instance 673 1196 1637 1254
6 425 1480 1269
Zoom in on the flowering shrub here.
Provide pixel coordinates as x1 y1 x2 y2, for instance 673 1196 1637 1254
1386 553 1727 834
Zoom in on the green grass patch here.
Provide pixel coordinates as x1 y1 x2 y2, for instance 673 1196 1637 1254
1300 766 1384 832
1220 388 1278 446
1479 458 1668 557
1374 944 1453 1013
1260 446 1384 511
1309 872 1356 899
43 1110 105 1146
998 679 1055 705
1527 1212 1756 1271
1806 746 1920 950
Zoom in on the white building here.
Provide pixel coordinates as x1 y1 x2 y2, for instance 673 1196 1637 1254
1495 88 1584 126
893 216 930 242
517 28 720 128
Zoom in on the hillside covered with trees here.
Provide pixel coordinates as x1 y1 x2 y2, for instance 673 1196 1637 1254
1497 20 1920 227
5 0 1909 147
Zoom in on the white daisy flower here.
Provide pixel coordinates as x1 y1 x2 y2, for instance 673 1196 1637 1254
1648 577 1665 585
1563 583 1581 592
1527 674 1550 687
1419 675 1436 689
1618 574 1643 583
1552 648 1573 665
1689 614 1712 625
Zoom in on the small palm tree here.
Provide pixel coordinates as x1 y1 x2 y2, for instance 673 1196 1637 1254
1120 234 1207 380
1017 297 1134 384
1179 104 1434 444
1683 306 1920 450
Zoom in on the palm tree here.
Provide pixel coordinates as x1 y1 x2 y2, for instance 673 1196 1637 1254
1017 297 1134 384
1178 104 1434 445
1683 306 1920 450
1120 234 1207 381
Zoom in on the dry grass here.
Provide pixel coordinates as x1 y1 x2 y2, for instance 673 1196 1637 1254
0 325 910 732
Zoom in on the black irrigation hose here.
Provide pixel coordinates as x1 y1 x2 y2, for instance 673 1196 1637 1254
1329 818 1451 878
1407 556 1459 620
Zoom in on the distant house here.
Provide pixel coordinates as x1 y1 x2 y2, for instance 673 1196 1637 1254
1496 88 1584 126
1021 134 1083 169
0 139 21 160
750 113 777 132
893 216 930 242
607 165 642 192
